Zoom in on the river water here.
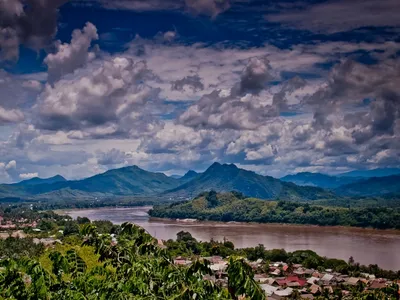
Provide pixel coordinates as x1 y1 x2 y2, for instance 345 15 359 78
59 206 400 271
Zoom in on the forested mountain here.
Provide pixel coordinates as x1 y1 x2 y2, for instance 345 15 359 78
335 175 400 196
338 168 400 178
281 172 358 188
12 175 67 186
179 170 201 183
150 191 400 229
165 163 334 200
0 166 182 199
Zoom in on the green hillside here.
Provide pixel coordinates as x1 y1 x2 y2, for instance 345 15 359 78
335 175 400 196
150 191 400 229
281 172 358 188
166 163 334 201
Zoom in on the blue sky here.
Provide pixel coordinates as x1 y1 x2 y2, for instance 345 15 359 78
0 0 399 182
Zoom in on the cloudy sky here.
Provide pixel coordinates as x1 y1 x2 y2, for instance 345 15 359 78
0 0 399 182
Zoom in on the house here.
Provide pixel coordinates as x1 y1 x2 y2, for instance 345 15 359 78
307 277 319 285
294 269 306 277
260 284 278 296
287 282 301 288
274 287 293 297
174 258 191 266
265 277 277 285
304 269 314 275
346 277 360 285
323 286 334 294
254 274 268 283
312 272 323 278
276 278 288 287
369 280 387 289
310 284 321 295
210 262 227 272
293 264 302 269
211 256 224 264
282 265 289 272
270 269 281 276
321 273 335 283
287 275 307 287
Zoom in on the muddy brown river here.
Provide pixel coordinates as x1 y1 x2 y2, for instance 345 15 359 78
59 206 400 271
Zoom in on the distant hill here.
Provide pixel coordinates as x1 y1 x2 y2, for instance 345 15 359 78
338 168 400 178
149 191 400 229
179 170 200 183
0 166 182 199
165 163 334 200
13 175 67 186
335 175 400 196
61 166 181 196
281 172 358 189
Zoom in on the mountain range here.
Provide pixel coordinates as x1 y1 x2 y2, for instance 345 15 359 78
165 163 333 200
281 172 358 189
0 164 399 201
282 168 400 188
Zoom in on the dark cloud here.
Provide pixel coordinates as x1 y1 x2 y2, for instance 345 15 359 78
0 0 68 62
179 67 305 130
171 74 204 92
237 56 273 94
97 148 127 165
307 58 400 138
76 0 231 17
45 22 99 84
184 0 230 18
265 0 400 34
35 57 158 135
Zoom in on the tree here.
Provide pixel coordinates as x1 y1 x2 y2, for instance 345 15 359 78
227 257 265 300
63 221 80 236
206 190 218 208
77 216 90 224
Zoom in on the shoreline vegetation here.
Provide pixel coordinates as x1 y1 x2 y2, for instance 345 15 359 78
148 216 400 234
55 206 400 233
149 191 400 230
0 207 399 299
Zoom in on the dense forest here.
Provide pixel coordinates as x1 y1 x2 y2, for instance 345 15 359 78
149 191 400 229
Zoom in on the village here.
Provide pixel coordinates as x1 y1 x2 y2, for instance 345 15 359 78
174 255 399 299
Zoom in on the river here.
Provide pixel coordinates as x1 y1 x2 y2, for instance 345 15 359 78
59 206 400 271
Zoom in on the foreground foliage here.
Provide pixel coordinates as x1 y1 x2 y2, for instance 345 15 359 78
0 222 264 299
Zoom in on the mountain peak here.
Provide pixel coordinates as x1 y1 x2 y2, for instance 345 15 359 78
207 162 238 172
184 170 198 177
180 170 200 183
15 175 67 186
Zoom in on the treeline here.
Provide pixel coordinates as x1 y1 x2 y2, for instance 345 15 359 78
0 196 159 211
149 191 400 229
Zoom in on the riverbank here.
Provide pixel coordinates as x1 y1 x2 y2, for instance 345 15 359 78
150 192 400 230
149 216 400 234
57 206 400 270
57 205 400 233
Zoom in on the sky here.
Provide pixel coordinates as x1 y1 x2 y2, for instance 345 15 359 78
0 0 399 183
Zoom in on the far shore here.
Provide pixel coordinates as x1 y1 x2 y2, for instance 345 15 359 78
56 206 400 234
